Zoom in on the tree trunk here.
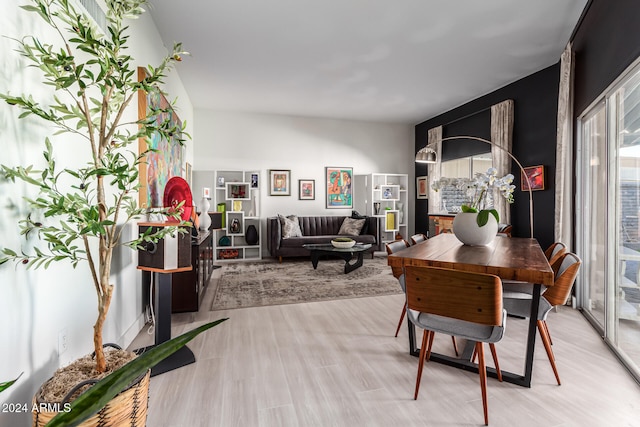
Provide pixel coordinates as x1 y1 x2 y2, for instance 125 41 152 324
93 285 113 373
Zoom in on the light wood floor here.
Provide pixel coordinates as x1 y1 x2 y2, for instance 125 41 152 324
130 268 640 427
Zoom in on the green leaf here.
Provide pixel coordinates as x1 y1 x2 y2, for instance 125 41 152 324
46 319 228 427
488 209 499 224
0 373 23 393
476 210 489 227
461 204 477 213
476 209 499 227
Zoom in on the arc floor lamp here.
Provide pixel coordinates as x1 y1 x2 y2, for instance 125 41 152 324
415 136 534 238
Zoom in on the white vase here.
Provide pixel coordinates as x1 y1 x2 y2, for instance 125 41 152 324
397 202 404 224
199 197 211 231
452 212 498 246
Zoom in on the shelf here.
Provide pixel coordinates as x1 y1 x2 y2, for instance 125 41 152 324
354 173 408 250
213 169 262 262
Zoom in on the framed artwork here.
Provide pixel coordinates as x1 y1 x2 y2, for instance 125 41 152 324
298 179 315 200
521 165 545 191
250 173 259 188
416 176 428 199
325 167 353 209
137 67 183 208
202 187 210 199
269 169 291 196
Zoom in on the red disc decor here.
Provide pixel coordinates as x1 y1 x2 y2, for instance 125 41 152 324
163 176 193 222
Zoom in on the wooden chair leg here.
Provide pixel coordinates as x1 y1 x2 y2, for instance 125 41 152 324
537 320 561 385
476 342 489 426
472 346 477 363
489 343 502 382
543 320 553 346
426 330 435 362
394 305 406 337
415 330 429 399
451 336 459 356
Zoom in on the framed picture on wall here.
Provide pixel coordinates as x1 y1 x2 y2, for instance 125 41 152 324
325 167 353 209
521 165 545 191
298 179 315 200
269 169 291 196
416 176 428 199
250 173 259 188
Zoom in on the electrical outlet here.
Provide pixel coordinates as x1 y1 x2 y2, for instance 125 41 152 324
58 329 68 356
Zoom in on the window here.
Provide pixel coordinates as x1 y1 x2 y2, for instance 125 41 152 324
438 153 492 212
577 58 640 382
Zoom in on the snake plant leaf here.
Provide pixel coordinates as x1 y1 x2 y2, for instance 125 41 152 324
0 373 23 393
47 319 228 427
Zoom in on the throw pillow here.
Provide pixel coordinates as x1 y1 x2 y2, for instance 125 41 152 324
278 214 303 238
338 217 365 236
351 211 369 235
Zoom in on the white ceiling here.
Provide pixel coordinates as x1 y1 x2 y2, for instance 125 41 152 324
147 0 588 125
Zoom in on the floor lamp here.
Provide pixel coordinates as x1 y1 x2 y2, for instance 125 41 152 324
415 135 534 238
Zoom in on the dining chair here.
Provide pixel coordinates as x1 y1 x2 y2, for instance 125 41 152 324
502 241 567 295
410 233 427 245
384 241 460 355
404 265 506 426
502 252 581 385
385 240 410 337
497 223 513 237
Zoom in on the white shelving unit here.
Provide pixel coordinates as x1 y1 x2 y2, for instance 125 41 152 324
354 173 409 249
213 170 261 262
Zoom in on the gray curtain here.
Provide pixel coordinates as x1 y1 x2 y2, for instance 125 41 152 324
427 126 442 212
555 43 574 249
490 99 514 225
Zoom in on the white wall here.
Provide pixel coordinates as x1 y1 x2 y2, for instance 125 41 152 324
0 4 193 425
192 110 415 245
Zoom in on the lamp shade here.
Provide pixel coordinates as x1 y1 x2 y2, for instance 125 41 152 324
415 147 437 163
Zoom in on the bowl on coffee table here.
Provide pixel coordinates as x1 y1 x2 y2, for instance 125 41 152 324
331 237 356 248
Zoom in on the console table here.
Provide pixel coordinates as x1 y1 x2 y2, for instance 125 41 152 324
171 230 214 312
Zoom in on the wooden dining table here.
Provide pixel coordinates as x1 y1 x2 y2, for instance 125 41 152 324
387 233 554 388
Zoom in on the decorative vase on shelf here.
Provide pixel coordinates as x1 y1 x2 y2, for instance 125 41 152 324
232 200 242 212
452 212 498 246
245 224 259 245
374 202 381 215
397 202 404 224
199 197 211 231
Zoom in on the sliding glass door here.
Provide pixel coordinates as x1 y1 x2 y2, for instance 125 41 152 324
578 61 640 381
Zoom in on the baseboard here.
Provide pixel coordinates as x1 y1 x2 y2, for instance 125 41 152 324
120 312 149 349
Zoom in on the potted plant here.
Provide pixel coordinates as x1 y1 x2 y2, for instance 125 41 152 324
432 168 515 245
0 0 226 425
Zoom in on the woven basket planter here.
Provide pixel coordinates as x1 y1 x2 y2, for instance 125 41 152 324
32 369 150 427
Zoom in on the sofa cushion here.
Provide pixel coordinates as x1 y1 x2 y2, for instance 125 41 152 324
278 214 303 238
338 217 365 236
351 211 370 235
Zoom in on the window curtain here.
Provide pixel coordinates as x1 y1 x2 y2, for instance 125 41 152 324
555 42 574 250
490 99 514 225
427 126 443 212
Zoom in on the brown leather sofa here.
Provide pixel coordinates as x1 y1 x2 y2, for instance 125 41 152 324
267 215 378 261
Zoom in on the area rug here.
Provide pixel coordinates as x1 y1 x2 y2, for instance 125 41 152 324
210 256 402 310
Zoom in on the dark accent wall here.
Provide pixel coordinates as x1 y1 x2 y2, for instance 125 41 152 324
572 0 640 115
415 65 560 250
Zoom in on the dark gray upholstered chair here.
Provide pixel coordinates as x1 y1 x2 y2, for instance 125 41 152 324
410 233 427 245
502 252 581 385
405 265 505 426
